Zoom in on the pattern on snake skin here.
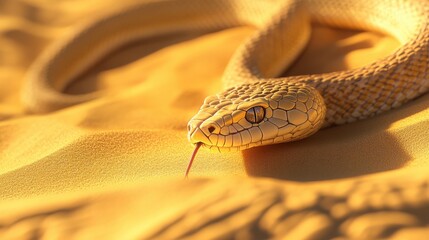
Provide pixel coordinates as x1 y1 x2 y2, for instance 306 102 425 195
22 0 429 151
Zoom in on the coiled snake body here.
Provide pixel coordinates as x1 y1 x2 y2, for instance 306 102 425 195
24 0 429 152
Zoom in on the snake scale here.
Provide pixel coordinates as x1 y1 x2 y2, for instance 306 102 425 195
14 0 429 237
24 0 429 153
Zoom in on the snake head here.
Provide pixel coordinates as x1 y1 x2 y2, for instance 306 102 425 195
187 82 326 152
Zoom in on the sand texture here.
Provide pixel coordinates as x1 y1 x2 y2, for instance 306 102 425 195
1 0 429 239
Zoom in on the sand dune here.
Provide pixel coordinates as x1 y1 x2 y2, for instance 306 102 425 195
0 0 428 239
1 172 429 239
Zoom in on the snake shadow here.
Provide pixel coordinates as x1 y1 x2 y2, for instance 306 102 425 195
64 31 216 94
242 92 429 182
242 24 424 182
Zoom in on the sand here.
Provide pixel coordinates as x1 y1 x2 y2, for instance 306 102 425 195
1 0 429 239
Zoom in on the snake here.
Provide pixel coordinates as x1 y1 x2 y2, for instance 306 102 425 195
23 1 428 164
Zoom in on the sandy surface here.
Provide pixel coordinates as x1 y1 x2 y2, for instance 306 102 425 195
1 0 429 239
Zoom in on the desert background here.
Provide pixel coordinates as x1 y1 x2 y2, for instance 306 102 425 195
1 0 429 239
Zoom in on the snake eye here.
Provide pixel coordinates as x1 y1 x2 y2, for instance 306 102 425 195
245 106 265 124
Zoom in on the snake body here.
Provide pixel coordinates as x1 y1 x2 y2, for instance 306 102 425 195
23 0 429 152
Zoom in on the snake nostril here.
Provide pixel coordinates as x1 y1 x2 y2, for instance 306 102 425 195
208 126 216 133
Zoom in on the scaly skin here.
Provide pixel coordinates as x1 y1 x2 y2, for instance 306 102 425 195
16 0 429 237
187 0 429 151
22 0 429 151
187 81 326 152
23 0 429 143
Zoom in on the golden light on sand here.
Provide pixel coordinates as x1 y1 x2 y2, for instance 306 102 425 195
1 0 429 239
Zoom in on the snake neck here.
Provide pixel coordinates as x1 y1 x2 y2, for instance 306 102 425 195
223 0 429 127
23 0 288 113
24 0 429 133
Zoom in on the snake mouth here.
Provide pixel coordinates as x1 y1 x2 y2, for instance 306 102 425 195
188 124 212 146
202 144 249 152
189 127 259 152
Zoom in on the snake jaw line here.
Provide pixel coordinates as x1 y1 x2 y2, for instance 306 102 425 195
19 0 425 172
188 81 326 150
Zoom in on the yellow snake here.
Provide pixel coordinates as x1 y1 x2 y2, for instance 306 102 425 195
23 0 429 153
12 0 429 237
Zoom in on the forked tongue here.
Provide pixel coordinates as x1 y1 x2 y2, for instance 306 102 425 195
185 142 202 179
